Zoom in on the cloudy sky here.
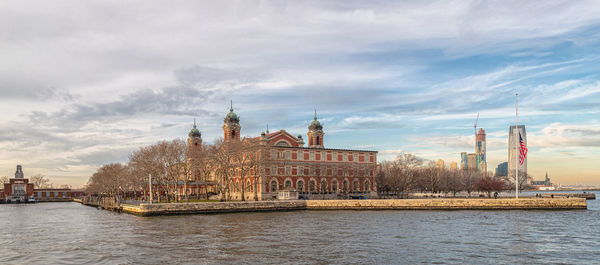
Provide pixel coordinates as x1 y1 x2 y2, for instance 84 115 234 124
2 0 600 187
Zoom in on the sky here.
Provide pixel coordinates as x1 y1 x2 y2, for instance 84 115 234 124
1 0 600 187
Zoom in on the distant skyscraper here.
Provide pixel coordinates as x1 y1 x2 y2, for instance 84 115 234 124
449 161 458 171
467 153 477 173
508 125 527 179
476 128 487 174
461 152 468 171
437 159 445 170
495 162 508 177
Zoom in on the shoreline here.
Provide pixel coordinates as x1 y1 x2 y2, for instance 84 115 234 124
76 197 587 216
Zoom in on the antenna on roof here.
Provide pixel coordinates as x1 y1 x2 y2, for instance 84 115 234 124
266 124 269 134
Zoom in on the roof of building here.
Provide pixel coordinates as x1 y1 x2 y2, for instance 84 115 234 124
189 119 201 137
224 101 240 123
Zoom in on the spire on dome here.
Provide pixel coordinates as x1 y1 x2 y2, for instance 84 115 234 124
224 100 240 123
189 119 201 137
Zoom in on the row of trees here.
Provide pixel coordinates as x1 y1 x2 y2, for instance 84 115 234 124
85 138 266 202
376 153 531 198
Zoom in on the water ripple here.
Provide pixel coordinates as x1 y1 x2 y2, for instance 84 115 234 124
0 196 599 264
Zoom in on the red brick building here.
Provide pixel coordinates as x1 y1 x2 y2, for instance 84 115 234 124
187 105 378 200
3 165 35 202
2 165 78 202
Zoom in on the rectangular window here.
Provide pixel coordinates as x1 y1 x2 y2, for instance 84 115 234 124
286 166 291 176
370 154 374 163
359 154 365 162
292 151 298 160
292 167 297 176
327 168 332 176
286 151 291 160
327 153 332 161
338 153 343 161
310 151 314 161
354 153 358 162
271 150 276 160
315 152 321 161
304 151 309 160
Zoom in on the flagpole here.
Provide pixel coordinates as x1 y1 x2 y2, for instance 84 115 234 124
515 93 519 199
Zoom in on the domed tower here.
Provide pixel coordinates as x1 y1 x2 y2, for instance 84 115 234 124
307 110 324 148
223 101 241 141
188 119 202 154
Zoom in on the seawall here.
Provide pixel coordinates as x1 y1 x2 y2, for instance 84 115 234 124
305 198 587 210
78 198 587 216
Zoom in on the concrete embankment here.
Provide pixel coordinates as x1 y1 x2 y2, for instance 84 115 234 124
130 200 307 216
305 198 587 210
78 198 587 216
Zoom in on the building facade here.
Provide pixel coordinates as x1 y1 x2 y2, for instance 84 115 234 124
460 128 487 175
2 165 78 203
3 165 34 202
508 125 527 179
476 128 487 174
188 106 378 200
495 161 508 178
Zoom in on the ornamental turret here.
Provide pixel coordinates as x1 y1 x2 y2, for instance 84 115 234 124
188 119 203 154
15 165 24 179
223 101 241 141
307 110 324 148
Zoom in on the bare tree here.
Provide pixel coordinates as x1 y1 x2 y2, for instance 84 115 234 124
0 176 10 185
462 171 479 197
503 170 532 193
474 177 504 197
30 174 51 188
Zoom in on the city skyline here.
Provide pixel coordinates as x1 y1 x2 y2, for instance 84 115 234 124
1 1 600 187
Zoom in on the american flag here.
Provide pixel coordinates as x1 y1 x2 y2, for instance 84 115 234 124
519 133 528 165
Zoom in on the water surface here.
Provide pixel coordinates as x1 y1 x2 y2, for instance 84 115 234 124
1 193 598 264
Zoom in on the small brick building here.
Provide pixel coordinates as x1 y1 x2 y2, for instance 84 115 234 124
2 165 77 202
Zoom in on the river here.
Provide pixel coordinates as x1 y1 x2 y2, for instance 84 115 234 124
1 192 599 264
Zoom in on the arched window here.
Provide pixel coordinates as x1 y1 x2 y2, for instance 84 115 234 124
353 180 359 192
235 181 240 192
320 179 327 193
231 131 236 139
246 180 252 192
342 179 349 193
309 179 316 193
271 179 278 192
331 179 338 193
275 140 291 147
316 136 320 145
364 180 371 192
297 179 305 192
284 180 292 189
